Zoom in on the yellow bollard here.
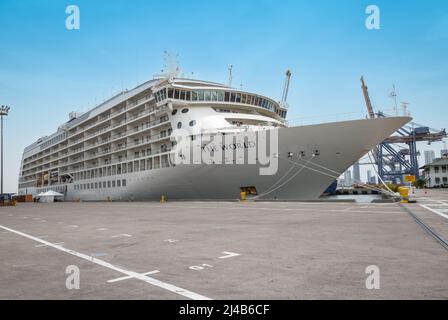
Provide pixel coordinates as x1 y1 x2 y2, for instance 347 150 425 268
160 195 166 203
398 187 409 203
240 191 246 201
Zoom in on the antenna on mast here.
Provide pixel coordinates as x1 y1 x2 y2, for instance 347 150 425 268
389 85 398 115
154 51 181 80
227 65 233 87
400 102 410 117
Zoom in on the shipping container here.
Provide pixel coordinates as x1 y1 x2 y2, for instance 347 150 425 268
414 127 430 135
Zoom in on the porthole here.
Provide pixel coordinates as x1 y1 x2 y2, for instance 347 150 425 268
177 122 182 129
171 109 178 116
189 120 196 127
181 108 189 114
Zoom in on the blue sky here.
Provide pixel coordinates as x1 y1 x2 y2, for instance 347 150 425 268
0 0 447 192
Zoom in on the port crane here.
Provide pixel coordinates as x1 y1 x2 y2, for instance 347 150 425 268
281 70 292 105
360 76 375 119
360 76 447 183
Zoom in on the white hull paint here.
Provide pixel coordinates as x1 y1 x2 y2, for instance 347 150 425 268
21 117 410 201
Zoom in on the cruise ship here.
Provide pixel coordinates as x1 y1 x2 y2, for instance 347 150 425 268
18 74 411 201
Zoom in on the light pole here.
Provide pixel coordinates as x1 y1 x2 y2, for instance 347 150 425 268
0 105 10 197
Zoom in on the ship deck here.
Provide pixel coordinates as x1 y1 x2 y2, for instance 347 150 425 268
1 190 448 299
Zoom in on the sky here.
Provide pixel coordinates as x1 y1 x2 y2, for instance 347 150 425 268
0 0 447 192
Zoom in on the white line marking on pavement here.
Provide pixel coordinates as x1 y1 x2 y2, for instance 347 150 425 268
90 252 108 257
420 204 448 220
96 228 108 231
164 239 179 243
70 225 79 228
218 251 241 259
0 224 211 300
151 205 403 214
111 234 132 238
107 270 160 283
36 242 64 248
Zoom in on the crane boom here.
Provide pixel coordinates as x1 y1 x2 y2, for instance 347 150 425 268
281 70 292 104
361 76 375 119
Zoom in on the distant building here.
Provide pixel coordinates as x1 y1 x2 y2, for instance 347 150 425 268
367 170 372 183
344 170 352 187
424 150 435 165
366 170 376 184
353 162 361 184
421 158 448 188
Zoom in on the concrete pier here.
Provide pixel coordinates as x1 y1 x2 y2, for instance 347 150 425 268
1 190 447 299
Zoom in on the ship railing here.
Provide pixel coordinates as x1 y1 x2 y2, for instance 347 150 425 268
70 138 83 145
127 119 170 135
112 145 127 152
82 97 153 133
80 113 113 133
127 109 152 122
75 148 173 170
85 126 111 138
22 130 172 174
22 123 171 175
70 148 84 155
36 98 162 161
129 100 139 107
98 114 111 122
83 132 171 159
112 120 126 128
110 108 126 117
68 119 168 156
112 132 127 139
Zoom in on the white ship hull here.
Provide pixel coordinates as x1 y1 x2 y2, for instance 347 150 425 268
21 116 410 201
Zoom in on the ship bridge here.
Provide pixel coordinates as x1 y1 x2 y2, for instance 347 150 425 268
152 78 288 121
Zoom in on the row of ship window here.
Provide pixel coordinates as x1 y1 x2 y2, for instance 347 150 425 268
38 133 67 150
25 115 171 166
74 179 127 191
154 88 278 113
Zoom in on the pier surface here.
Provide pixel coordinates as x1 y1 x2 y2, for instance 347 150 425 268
1 189 447 300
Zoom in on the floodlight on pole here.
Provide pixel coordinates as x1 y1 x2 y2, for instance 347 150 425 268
0 105 10 196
